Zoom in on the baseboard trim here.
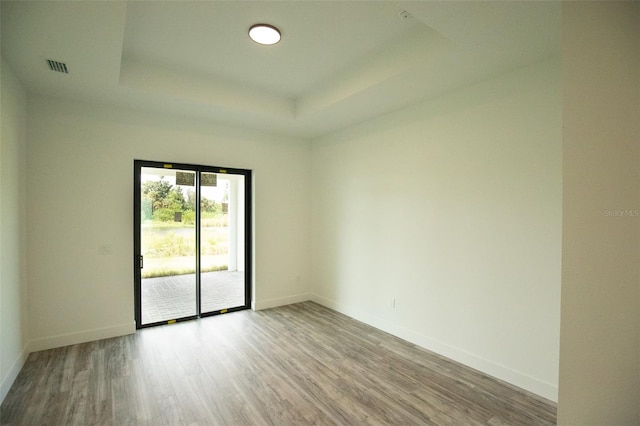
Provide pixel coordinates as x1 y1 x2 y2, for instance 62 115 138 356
0 344 28 404
17 298 557 401
310 293 558 403
253 293 312 311
27 322 136 353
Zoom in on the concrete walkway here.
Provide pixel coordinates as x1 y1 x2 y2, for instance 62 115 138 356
142 270 245 324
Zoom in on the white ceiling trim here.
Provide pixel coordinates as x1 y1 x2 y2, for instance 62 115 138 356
1 1 560 139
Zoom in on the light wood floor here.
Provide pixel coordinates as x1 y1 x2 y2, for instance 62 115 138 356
1 302 556 425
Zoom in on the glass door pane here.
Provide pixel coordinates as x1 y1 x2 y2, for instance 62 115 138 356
140 166 197 325
200 173 246 314
135 160 251 328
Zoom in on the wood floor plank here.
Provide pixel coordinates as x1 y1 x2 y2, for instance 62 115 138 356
1 301 557 425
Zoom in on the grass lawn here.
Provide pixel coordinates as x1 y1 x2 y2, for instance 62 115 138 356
142 254 229 278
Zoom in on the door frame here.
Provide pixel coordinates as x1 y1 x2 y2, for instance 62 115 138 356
133 159 252 329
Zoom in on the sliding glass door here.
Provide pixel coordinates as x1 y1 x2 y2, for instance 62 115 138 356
134 160 251 328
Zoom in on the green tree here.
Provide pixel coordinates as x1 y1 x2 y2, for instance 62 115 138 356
143 178 173 213
166 186 187 212
186 189 197 211
143 178 190 222
186 189 217 213
201 196 217 213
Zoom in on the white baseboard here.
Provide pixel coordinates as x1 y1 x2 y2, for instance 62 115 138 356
15 297 558 402
310 293 558 403
27 322 136 353
0 344 28 404
253 293 312 311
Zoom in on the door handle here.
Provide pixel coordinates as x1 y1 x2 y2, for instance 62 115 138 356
139 255 144 269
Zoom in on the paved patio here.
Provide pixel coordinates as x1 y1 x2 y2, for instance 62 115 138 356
142 270 245 324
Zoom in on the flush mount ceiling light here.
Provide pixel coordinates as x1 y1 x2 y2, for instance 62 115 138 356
249 24 281 45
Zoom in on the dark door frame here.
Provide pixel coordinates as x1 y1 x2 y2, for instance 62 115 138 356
133 159 252 329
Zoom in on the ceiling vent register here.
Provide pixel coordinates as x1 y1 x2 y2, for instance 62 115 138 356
46 59 68 74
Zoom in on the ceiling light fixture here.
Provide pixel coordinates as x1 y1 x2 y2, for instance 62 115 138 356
249 24 281 45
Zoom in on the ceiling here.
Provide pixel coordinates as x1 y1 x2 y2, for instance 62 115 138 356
1 1 560 139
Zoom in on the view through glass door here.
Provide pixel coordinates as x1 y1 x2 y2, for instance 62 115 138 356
134 160 251 328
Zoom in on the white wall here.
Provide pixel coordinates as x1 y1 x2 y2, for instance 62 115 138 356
0 59 28 402
310 59 562 401
558 2 640 424
26 96 311 351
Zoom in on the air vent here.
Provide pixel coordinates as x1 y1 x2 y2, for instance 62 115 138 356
46 59 68 74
